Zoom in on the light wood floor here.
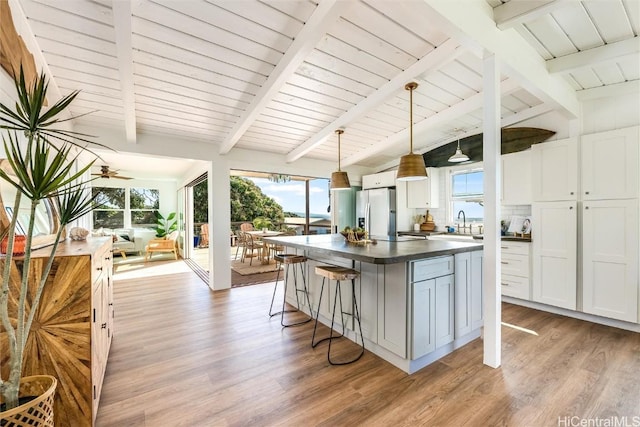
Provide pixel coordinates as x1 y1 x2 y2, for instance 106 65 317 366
97 262 640 426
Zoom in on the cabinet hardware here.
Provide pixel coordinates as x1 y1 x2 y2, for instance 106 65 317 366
570 192 574 195
501 246 509 249
97 267 102 271
585 206 589 210
500 261 509 264
93 385 96 400
585 191 590 195
93 308 96 322
569 206 573 210
101 323 107 329
501 282 509 286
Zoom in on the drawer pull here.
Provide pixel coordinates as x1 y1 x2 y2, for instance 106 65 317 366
101 323 107 329
501 246 509 249
501 261 509 265
96 267 103 271
501 282 509 286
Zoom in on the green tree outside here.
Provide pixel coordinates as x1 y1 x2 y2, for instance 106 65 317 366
230 177 284 224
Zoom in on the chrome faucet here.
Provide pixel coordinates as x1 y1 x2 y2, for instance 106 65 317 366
457 210 466 233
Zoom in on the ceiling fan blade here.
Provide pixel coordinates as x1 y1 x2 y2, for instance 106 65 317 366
111 175 133 180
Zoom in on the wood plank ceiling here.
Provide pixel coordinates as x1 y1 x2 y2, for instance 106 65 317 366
15 0 640 171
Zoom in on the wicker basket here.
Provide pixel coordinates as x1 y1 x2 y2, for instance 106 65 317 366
0 375 57 427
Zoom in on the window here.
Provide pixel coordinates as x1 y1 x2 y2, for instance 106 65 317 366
130 188 159 227
91 187 160 229
450 169 484 223
92 187 125 228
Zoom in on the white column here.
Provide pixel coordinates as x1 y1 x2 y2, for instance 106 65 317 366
210 158 231 290
482 53 501 368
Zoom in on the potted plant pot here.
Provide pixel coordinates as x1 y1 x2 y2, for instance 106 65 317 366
0 375 57 427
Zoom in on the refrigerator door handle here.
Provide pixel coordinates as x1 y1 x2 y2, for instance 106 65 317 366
365 202 370 236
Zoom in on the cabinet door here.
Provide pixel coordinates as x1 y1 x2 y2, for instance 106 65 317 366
583 199 639 323
358 262 379 343
406 168 439 208
435 274 454 348
582 127 639 200
454 253 472 338
532 201 577 309
470 250 484 330
532 138 578 201
377 263 407 357
362 171 396 189
411 279 435 359
502 150 532 205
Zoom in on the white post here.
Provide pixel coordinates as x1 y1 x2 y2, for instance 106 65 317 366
210 158 231 290
482 53 501 368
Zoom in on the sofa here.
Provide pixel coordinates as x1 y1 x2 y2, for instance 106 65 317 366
93 228 138 258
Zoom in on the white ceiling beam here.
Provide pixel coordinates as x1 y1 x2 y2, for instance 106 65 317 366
218 0 352 155
342 78 519 167
286 38 463 163
576 79 640 101
112 0 137 144
547 37 640 74
422 0 580 119
494 0 575 30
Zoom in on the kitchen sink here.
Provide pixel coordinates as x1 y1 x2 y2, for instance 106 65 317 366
427 234 478 242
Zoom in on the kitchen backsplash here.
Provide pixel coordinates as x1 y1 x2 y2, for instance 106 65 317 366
408 204 532 233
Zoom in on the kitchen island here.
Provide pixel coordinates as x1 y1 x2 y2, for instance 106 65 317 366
263 234 484 374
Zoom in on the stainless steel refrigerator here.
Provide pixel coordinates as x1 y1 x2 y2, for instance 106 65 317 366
356 188 396 237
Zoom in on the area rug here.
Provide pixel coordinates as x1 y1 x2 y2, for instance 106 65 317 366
231 259 281 275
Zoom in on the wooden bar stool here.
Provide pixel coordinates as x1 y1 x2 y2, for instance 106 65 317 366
311 265 365 365
269 254 312 327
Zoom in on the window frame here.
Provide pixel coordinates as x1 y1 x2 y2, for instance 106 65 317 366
445 162 485 225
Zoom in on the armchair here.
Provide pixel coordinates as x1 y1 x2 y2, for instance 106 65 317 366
144 230 179 261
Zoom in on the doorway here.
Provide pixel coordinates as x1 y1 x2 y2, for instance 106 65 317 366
183 173 209 280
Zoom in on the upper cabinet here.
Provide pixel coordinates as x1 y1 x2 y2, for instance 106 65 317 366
532 137 578 202
581 127 639 201
406 168 439 209
502 150 532 205
362 170 397 189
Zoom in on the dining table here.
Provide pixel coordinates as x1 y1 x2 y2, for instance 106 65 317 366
245 230 285 264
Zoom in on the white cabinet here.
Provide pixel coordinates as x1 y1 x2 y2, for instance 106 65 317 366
500 241 531 300
358 262 379 343
581 127 639 201
410 256 454 359
454 251 484 338
412 279 435 357
406 168 439 208
532 138 578 202
532 201 577 310
377 262 407 357
502 150 532 205
362 170 397 189
582 199 639 323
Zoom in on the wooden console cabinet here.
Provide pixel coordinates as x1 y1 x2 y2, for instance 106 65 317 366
0 237 114 426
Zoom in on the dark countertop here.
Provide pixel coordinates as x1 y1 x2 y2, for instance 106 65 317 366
471 234 532 242
397 230 445 237
263 234 483 265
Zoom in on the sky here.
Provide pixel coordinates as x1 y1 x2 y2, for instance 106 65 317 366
247 177 330 218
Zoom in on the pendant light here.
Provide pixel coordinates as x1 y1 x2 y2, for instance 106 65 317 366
330 129 351 191
396 82 427 181
448 136 469 163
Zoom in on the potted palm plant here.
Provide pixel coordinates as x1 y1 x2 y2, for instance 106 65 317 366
0 67 103 424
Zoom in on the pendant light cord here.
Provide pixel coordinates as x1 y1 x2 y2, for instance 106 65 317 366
335 129 344 171
405 82 418 154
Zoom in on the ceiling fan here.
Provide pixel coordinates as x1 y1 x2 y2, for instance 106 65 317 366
92 165 133 180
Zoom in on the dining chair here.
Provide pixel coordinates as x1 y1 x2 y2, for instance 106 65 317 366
240 222 254 232
235 231 247 260
243 233 264 266
269 229 296 259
